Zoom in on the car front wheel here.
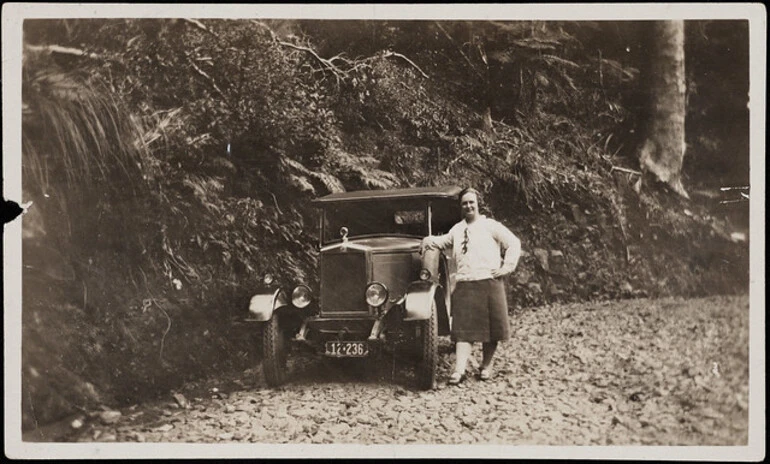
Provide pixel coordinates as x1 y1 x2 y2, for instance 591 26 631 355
415 299 438 390
262 313 289 387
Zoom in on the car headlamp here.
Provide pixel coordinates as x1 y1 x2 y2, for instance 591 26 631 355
365 282 388 307
263 273 275 286
291 285 312 308
419 269 432 281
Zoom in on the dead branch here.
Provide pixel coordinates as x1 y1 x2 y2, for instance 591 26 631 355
328 53 352 65
496 139 519 148
443 151 470 175
382 51 429 79
250 19 277 39
182 18 216 36
186 55 226 98
154 299 173 363
277 41 346 84
610 200 631 264
434 22 485 79
253 19 425 84
270 191 283 215
27 391 39 431
610 165 642 176
138 267 172 363
250 20 344 81
25 44 102 60
348 62 373 74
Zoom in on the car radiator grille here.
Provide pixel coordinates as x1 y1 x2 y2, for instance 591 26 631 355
321 252 367 314
372 253 414 301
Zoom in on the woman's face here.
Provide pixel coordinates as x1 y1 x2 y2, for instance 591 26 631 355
460 192 479 221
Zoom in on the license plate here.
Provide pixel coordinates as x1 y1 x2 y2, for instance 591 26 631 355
324 341 369 358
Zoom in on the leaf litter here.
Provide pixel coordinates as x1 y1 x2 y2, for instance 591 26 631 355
69 295 747 445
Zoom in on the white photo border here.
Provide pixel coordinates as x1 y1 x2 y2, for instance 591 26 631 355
3 3 765 460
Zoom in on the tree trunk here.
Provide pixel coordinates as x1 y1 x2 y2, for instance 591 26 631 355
638 21 689 198
480 39 494 133
463 22 494 133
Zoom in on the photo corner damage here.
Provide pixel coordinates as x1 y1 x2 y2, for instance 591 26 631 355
2 198 33 225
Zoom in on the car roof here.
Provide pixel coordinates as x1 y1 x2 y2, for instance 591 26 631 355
312 185 463 205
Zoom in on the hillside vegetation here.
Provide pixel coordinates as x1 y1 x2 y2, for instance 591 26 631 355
20 19 749 430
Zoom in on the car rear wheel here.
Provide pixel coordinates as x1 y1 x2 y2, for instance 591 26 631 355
262 313 289 387
415 299 438 390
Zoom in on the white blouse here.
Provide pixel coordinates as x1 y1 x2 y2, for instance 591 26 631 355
427 215 521 282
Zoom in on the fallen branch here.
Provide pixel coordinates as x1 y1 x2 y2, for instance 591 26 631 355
254 19 425 85
443 151 469 175
250 21 345 81
28 391 39 432
382 51 429 79
154 299 173 363
186 55 226 98
496 139 519 148
610 165 642 176
24 44 102 60
138 268 172 363
182 18 217 36
270 191 283 215
611 200 631 264
434 22 485 79
250 19 277 39
690 189 719 199
163 246 200 282
277 41 346 84
328 53 352 65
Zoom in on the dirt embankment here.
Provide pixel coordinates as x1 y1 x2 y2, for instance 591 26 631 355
26 295 749 446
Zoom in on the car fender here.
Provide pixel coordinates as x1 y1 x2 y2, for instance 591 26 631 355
421 247 441 283
247 288 289 322
404 280 438 321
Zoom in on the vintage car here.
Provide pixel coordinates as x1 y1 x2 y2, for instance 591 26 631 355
246 186 463 390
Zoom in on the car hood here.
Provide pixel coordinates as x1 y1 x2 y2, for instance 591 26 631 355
321 236 421 253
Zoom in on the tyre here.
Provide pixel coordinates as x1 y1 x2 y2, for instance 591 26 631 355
262 313 289 387
415 300 438 390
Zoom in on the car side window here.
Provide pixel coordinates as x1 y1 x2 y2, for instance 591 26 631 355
393 209 425 236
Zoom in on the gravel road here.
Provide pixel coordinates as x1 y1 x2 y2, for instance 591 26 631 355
26 295 750 446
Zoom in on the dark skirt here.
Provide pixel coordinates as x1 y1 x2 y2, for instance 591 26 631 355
451 278 510 343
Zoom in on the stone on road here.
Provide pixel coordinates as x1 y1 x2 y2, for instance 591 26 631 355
55 296 747 446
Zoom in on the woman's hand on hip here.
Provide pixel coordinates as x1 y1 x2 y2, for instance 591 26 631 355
491 268 508 278
492 264 516 278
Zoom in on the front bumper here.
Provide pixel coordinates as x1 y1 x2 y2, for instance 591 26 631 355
294 305 402 352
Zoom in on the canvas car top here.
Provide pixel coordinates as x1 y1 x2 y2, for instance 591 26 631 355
312 185 462 204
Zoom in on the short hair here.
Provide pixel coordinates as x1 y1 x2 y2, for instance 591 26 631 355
458 187 482 205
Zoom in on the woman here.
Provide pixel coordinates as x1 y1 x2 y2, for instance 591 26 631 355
422 187 521 384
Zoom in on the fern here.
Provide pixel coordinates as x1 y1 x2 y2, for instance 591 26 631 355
23 59 145 193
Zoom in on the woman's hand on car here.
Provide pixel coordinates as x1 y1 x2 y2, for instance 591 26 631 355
421 237 437 253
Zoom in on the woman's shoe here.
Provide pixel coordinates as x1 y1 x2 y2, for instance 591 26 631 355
448 372 467 385
479 368 493 381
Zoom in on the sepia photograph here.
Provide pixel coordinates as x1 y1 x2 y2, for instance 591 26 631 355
3 3 765 460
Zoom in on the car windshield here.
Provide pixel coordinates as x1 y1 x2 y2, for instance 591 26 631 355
322 200 427 243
